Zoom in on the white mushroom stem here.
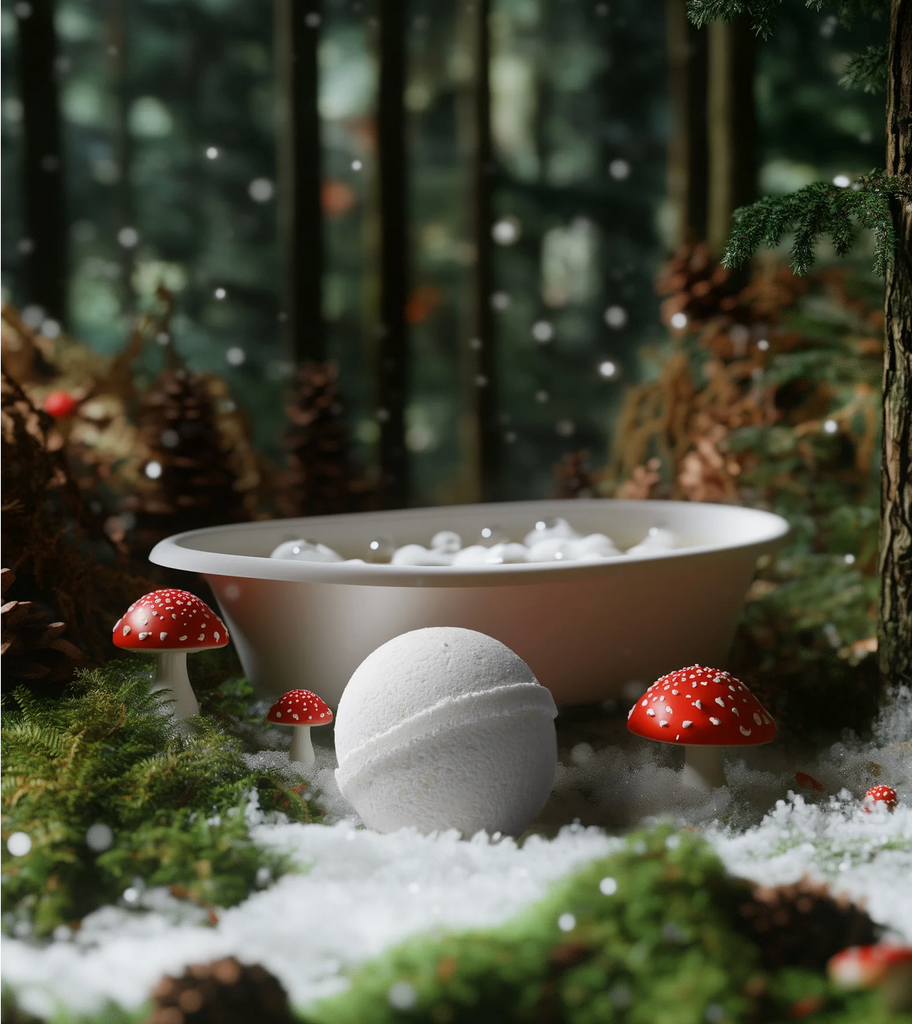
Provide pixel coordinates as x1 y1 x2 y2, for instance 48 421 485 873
150 650 200 719
289 726 315 766
681 745 726 790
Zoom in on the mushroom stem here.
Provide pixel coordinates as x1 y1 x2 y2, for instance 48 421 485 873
681 745 726 790
289 726 315 766
151 651 200 719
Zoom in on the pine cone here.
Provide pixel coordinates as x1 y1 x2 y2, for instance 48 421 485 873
277 361 374 518
551 450 600 499
616 458 667 500
144 957 293 1024
736 877 879 970
126 368 251 557
657 241 738 332
1 568 83 685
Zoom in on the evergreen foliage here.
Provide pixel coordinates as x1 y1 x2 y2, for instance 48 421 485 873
839 44 889 92
607 253 884 734
722 173 910 277
1 659 321 937
687 0 888 41
723 276 884 732
304 827 902 1024
687 1 905 280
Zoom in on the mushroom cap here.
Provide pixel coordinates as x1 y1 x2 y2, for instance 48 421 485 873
266 689 333 726
828 944 912 988
863 784 898 811
113 589 229 652
626 665 776 747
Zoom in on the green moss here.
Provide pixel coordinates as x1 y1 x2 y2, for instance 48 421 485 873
1 985 151 1024
302 828 910 1024
1 659 321 936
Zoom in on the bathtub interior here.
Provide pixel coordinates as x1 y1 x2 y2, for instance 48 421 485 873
164 499 787 567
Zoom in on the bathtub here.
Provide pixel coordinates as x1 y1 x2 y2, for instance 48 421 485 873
148 499 789 708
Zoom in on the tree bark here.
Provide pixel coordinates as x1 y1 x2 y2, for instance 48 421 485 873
17 0 68 324
879 0 912 683
375 0 411 509
109 0 135 317
459 0 499 504
276 0 325 363
706 16 756 256
666 0 709 246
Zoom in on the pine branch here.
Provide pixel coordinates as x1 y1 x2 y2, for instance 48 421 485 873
839 44 888 92
687 0 888 39
722 172 911 276
688 0 782 38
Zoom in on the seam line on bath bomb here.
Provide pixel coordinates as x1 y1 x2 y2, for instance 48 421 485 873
335 682 557 784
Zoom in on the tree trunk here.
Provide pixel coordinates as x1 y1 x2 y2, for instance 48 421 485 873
109 0 135 317
706 16 756 256
276 0 325 363
879 0 912 683
666 0 709 246
17 0 68 325
459 0 499 504
375 0 411 509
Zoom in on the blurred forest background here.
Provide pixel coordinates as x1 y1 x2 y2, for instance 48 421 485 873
1 0 894 728
1 0 885 503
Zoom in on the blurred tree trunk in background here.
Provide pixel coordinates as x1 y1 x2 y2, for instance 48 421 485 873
17 0 67 325
666 0 708 245
276 0 325 363
458 0 499 505
375 0 410 508
109 0 135 317
706 17 756 256
879 0 912 683
665 4 754 254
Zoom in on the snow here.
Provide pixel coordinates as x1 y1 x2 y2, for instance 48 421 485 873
3 689 910 1020
3 814 616 1019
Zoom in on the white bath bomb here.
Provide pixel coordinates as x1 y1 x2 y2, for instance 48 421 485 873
484 542 529 564
334 627 558 837
526 538 575 562
390 544 452 566
625 526 680 557
569 533 622 558
269 539 344 562
451 544 491 565
523 516 581 547
430 530 462 555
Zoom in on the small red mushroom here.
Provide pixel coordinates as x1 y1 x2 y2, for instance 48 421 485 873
627 665 776 790
113 589 229 718
266 689 333 766
43 390 78 418
863 784 898 813
828 944 912 1011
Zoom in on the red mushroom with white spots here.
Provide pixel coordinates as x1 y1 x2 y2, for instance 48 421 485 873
863 784 898 813
266 689 333 766
828 944 912 1011
113 589 229 718
626 665 776 790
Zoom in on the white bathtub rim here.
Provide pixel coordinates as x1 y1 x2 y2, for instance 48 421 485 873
149 499 790 588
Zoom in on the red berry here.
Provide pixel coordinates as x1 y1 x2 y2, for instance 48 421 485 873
862 784 898 812
43 390 78 418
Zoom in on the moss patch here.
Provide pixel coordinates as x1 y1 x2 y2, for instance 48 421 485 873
1 658 322 937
